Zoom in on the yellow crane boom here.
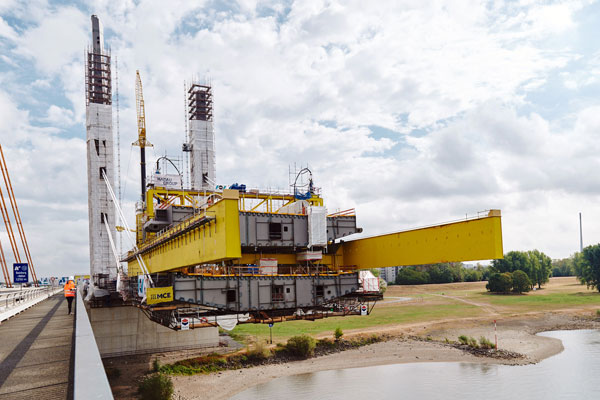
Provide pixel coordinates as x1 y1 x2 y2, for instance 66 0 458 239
125 192 503 275
132 70 153 200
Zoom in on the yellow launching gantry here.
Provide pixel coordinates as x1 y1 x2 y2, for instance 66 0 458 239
125 186 502 276
122 171 502 329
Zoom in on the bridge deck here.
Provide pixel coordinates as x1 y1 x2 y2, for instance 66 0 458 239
0 294 74 399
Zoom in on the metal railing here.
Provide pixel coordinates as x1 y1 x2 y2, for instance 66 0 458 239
74 286 113 399
0 286 62 322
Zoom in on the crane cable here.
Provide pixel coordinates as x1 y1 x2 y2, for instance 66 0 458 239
101 169 154 287
103 215 122 275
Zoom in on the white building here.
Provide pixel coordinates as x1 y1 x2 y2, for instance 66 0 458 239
379 266 401 283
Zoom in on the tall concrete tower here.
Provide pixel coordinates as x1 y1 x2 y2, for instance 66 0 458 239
86 15 116 281
188 83 215 190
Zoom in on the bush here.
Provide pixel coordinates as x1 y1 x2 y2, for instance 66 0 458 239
317 338 336 349
286 335 316 358
468 337 479 348
334 327 343 342
479 336 496 349
464 269 483 282
512 270 532 293
247 340 270 360
378 278 388 294
138 373 173 400
458 335 469 345
486 272 513 293
152 358 160 372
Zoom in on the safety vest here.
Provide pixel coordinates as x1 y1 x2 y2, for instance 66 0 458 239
64 281 76 297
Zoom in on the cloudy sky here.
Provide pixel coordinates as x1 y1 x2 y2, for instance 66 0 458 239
1 0 600 278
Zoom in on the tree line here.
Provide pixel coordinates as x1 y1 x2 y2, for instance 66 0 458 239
551 254 582 277
393 245 600 294
546 248 600 292
395 262 490 285
393 250 553 293
573 245 600 292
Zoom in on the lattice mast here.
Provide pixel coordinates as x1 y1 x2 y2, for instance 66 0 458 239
115 56 122 254
132 71 153 202
183 81 190 188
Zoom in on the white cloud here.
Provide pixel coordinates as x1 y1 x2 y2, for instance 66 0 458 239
13 6 87 75
42 104 76 126
561 51 600 89
0 90 29 137
30 78 51 88
1 0 600 278
0 16 17 41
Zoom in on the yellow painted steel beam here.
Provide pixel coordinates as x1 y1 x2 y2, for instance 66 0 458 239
250 198 267 211
341 210 503 269
144 187 325 217
128 190 242 275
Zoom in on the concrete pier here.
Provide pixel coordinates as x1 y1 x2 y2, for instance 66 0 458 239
89 306 219 357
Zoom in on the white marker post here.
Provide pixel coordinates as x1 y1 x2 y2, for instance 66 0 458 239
494 320 498 350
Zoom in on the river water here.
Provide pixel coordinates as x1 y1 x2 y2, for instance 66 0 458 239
231 330 600 400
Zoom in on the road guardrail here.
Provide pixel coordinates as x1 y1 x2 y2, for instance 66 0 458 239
0 286 62 323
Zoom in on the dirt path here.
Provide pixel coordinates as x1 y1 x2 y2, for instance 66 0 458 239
430 293 500 315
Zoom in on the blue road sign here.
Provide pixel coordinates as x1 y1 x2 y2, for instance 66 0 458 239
13 263 28 283
268 323 274 328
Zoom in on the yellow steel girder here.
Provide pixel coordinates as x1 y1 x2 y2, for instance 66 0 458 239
128 189 241 275
340 210 503 269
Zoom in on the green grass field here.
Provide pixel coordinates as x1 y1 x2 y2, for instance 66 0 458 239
231 303 482 342
228 277 600 343
480 291 600 307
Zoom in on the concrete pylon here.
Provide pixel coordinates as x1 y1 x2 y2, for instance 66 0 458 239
86 15 117 283
188 83 215 190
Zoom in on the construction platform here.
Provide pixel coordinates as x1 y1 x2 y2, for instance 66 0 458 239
0 294 74 399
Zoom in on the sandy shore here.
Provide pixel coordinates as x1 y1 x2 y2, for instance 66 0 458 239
171 311 599 400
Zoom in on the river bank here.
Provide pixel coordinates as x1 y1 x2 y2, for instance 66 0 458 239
171 311 600 400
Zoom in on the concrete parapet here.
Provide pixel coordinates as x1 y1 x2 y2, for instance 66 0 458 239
88 305 219 357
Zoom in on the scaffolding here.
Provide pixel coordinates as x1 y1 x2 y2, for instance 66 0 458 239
85 49 111 106
86 15 117 282
188 82 215 190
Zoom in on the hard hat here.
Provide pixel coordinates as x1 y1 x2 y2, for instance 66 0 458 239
69 276 75 281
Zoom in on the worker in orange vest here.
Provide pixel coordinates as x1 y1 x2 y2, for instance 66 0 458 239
64 276 76 314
